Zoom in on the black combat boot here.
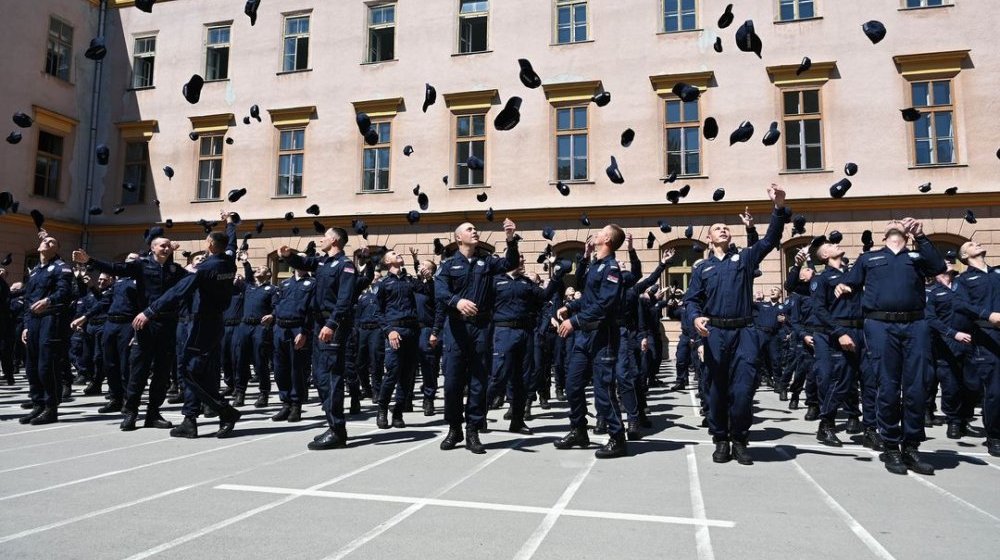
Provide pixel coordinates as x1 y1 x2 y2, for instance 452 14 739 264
731 442 753 465
288 404 302 422
595 432 627 459
712 441 732 463
170 416 198 439
19 405 44 424
216 406 242 438
902 444 935 475
816 419 842 447
553 426 590 449
143 409 173 429
440 426 464 450
272 404 292 422
376 407 390 429
422 397 435 416
880 444 907 475
465 427 486 454
232 391 245 408
254 393 268 408
120 409 139 431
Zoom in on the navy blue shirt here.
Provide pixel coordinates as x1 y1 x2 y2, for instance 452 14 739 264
274 275 316 323
22 257 75 321
224 280 246 322
435 241 519 323
566 253 622 330
90 254 189 317
376 271 432 333
146 223 238 318
106 277 140 317
492 268 564 323
286 251 358 330
243 281 277 321
810 265 863 338
839 237 946 313
356 287 380 325
926 279 973 340
753 301 782 331
955 265 1000 322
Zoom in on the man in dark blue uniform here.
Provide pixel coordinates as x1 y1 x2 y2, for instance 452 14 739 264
784 251 821 420
354 279 384 407
19 232 75 424
435 219 519 454
409 249 442 416
552 224 627 458
836 219 945 474
271 267 314 422
222 272 247 401
70 273 113 396
953 241 1000 457
684 184 787 465
234 262 277 408
810 240 872 447
98 254 140 414
75 234 189 431
0 268 16 386
280 227 359 450
132 212 243 438
753 287 783 388
925 260 975 439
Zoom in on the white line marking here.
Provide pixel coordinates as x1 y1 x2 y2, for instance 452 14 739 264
907 473 1000 525
0 450 311 545
122 431 440 560
776 447 896 560
643 435 999 459
215 483 735 528
0 431 108 453
0 437 172 474
686 388 715 560
513 455 597 560
322 440 524 560
0 424 75 437
0 421 325 502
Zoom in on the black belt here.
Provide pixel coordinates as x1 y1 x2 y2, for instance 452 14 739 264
834 318 864 328
708 316 753 328
107 315 132 323
359 322 379 330
496 320 532 329
224 319 241 326
243 317 261 325
975 320 999 331
866 310 923 323
276 318 304 328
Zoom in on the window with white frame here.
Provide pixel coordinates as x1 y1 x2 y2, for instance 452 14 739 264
367 4 396 63
277 129 305 196
782 88 824 171
362 121 391 192
665 97 701 176
778 0 815 21
459 0 489 53
910 80 955 165
283 15 310 71
555 106 588 181
455 114 486 187
205 25 231 80
555 0 588 44
663 0 697 33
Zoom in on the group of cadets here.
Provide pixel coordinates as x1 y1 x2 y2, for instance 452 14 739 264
3 186 999 472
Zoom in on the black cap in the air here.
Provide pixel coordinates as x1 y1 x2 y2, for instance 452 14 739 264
666 191 680 204
684 225 694 239
291 226 300 235
735 20 762 58
476 192 488 203
621 128 635 148
163 165 174 180
356 113 372 135
829 230 843 244
284 211 294 221
861 230 874 250
407 210 421 224
965 209 977 224
592 91 611 107
255 220 264 234
228 188 247 203
403 145 414 156
0 253 10 266
433 238 446 256
662 171 678 184
85 37 107 60
844 162 858 176
494 97 522 131
580 213 590 227
713 37 723 53
423 83 437 113
796 57 812 76
704 117 718 141
658 220 672 233
791 215 807 235
114 206 126 215
88 206 103 216
243 115 251 125
672 83 700 103
917 182 931 193
901 108 922 122
225 137 234 145
809 235 827 251
245 0 260 26
730 120 754 145
944 250 957 264
862 20 887 44
364 127 379 145
646 232 656 249
135 0 155 13
718 4 734 28
518 59 542 89
313 220 326 234
761 122 780 146
6 131 21 144
945 186 958 195
485 207 494 222
12 112 33 128
250 104 261 122
122 181 138 193
542 226 555 241
467 155 484 171
830 178 852 199
165 219 174 228
556 181 570 196
713 188 726 202
189 131 200 141
183 75 204 104
418 192 429 210
679 184 690 198
96 144 110 165
606 156 624 184
306 204 320 216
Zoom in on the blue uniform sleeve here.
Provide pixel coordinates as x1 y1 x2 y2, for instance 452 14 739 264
809 274 840 337
747 208 786 269
839 255 866 289
285 252 320 273
329 265 357 330
915 236 946 277
570 266 620 328
145 272 200 318
490 239 520 275
88 258 141 280
924 293 956 339
225 221 238 257
683 264 705 323
746 225 760 247
634 262 666 294
434 261 462 310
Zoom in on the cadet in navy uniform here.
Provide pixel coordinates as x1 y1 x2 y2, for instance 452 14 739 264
98 254 140 414
19 232 75 425
234 262 276 408
0 268 15 385
685 184 787 465
489 255 566 434
810 239 872 448
836 219 945 474
271 267 315 422
280 227 359 450
373 250 432 429
222 271 247 401
435 219 519 454
70 273 113 396
75 233 189 431
783 250 821 419
551 224 627 457
133 212 243 438
354 279 384 408
953 241 1000 457
409 249 442 416
753 287 783 388
925 259 975 440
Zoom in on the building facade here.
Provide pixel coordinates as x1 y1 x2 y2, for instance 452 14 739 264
2 1 998 330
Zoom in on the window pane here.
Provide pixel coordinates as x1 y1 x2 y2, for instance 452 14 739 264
363 149 376 169
785 146 800 169
683 127 700 151
667 128 681 152
784 121 801 145
805 145 822 169
932 81 950 105
780 1 795 21
558 26 570 44
684 151 700 175
783 91 799 115
457 116 471 137
378 170 389 190
681 13 696 30
666 152 681 175
800 1 815 18
803 120 821 144
557 136 571 158
914 139 932 164
557 6 571 25
556 108 570 130
296 37 309 69
914 115 931 138
292 154 303 174
278 154 290 175
936 139 954 164
666 100 681 123
377 147 390 168
573 134 587 158
472 115 486 136
573 158 587 180
934 111 952 138
363 170 375 191
802 90 820 114
682 99 698 122
472 140 485 160
911 82 930 107
572 107 587 129
377 122 391 143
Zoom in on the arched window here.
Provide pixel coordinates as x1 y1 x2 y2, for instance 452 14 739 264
660 240 701 292
553 241 584 289
268 250 292 284
781 237 825 278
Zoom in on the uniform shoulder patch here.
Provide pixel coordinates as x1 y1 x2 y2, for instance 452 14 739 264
731 254 740 262
810 281 818 292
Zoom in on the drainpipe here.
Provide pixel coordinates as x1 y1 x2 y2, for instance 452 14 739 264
81 0 107 249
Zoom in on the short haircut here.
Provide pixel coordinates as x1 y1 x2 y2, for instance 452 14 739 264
420 259 437 273
330 227 348 248
607 224 626 251
208 232 228 250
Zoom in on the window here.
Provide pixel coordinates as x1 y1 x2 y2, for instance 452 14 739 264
122 142 149 205
367 4 395 63
555 0 588 44
45 17 73 80
205 25 231 81
778 0 815 21
554 243 584 289
911 80 955 165
458 0 489 53
665 97 700 176
661 244 696 292
781 240 825 277
362 122 391 192
555 106 588 181
268 251 293 283
197 135 224 199
34 131 63 199
455 114 486 187
282 15 310 71
663 0 697 33
277 129 305 196
905 0 948 7
131 36 156 88
782 89 823 171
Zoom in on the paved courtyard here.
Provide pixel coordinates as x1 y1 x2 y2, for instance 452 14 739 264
1 364 998 560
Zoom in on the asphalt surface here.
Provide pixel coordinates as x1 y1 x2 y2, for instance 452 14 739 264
0 363 998 560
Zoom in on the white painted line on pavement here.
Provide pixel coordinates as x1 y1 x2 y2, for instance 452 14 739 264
0 424 75 437
0 436 172 474
214 483 736 528
687 389 715 560
513 455 597 560
122 431 440 560
322 439 525 560
776 447 896 560
907 472 1000 525
0 421 325 502
0 449 312 545
0 431 108 453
